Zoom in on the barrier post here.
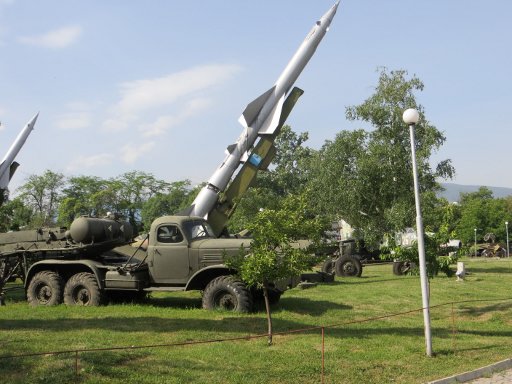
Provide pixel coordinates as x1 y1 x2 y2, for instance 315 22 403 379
321 327 325 384
451 302 457 354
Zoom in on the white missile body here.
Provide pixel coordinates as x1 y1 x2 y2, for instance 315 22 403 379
190 2 339 218
0 113 39 191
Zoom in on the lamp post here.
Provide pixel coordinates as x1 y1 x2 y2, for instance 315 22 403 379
403 108 432 357
474 228 477 257
506 222 509 257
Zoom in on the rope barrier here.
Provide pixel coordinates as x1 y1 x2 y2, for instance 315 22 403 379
1 297 511 380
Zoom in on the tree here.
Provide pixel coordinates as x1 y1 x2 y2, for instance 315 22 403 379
111 171 169 230
18 170 65 227
228 126 314 233
226 191 323 345
307 68 454 246
57 175 109 226
141 180 194 230
0 197 32 231
455 187 512 245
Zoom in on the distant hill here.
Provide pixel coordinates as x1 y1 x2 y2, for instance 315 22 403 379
438 183 512 202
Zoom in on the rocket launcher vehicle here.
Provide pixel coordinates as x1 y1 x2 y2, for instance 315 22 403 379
188 2 340 230
0 113 38 206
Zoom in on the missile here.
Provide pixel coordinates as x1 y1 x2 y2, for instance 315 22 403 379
0 113 39 192
189 1 340 218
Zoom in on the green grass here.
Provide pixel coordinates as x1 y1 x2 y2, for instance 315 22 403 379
1 257 512 383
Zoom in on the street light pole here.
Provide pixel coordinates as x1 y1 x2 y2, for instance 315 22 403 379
403 108 433 357
506 222 509 257
474 228 477 257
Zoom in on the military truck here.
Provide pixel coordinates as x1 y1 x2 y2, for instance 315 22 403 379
1 214 295 311
0 6 340 310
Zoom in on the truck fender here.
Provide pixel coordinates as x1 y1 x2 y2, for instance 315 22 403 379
185 265 236 291
25 259 107 290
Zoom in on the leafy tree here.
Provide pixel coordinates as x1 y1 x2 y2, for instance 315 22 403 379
455 187 512 245
228 126 314 233
18 170 65 227
57 175 109 226
226 191 323 345
141 180 193 230
0 197 32 231
307 68 454 246
105 171 170 232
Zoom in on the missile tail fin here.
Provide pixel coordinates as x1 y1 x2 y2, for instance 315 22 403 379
258 95 285 135
0 162 9 190
240 151 249 163
239 86 275 128
9 162 19 181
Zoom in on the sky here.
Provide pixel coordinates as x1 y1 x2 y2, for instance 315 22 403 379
1 0 511 194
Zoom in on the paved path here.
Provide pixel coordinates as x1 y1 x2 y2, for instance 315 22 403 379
467 367 512 383
428 358 512 384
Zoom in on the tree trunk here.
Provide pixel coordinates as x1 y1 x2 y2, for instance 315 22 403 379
263 281 273 346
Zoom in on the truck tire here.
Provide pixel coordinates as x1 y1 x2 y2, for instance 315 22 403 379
321 257 335 275
252 285 282 306
335 256 362 277
27 271 63 306
393 261 414 276
64 272 102 306
202 276 253 312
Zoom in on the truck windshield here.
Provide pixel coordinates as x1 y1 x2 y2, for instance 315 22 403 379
183 220 215 240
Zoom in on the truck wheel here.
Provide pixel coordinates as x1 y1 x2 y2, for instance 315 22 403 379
252 285 282 306
321 257 335 275
393 261 415 276
27 271 63 306
64 272 102 306
335 256 362 277
202 276 253 312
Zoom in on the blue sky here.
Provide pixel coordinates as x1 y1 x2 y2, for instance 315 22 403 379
1 0 511 193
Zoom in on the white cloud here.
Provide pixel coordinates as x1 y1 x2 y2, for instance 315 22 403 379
114 64 241 115
102 64 241 133
55 101 95 130
56 112 91 130
66 153 114 171
120 141 155 164
18 25 82 49
140 97 212 138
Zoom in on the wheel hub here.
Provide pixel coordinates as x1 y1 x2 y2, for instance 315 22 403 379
217 293 235 310
37 285 52 303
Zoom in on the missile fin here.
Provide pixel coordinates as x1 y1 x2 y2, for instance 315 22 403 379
258 94 285 135
0 163 9 190
239 86 275 128
240 151 249 163
278 87 304 127
9 162 20 181
226 144 236 154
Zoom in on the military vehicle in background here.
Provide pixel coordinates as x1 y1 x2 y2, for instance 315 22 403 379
0 3 339 310
319 220 381 278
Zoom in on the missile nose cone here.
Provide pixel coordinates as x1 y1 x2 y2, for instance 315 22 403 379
318 1 340 30
29 112 39 128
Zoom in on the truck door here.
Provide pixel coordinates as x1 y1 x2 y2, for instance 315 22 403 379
148 224 190 284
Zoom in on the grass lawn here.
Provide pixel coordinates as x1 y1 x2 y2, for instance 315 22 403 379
1 256 511 383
